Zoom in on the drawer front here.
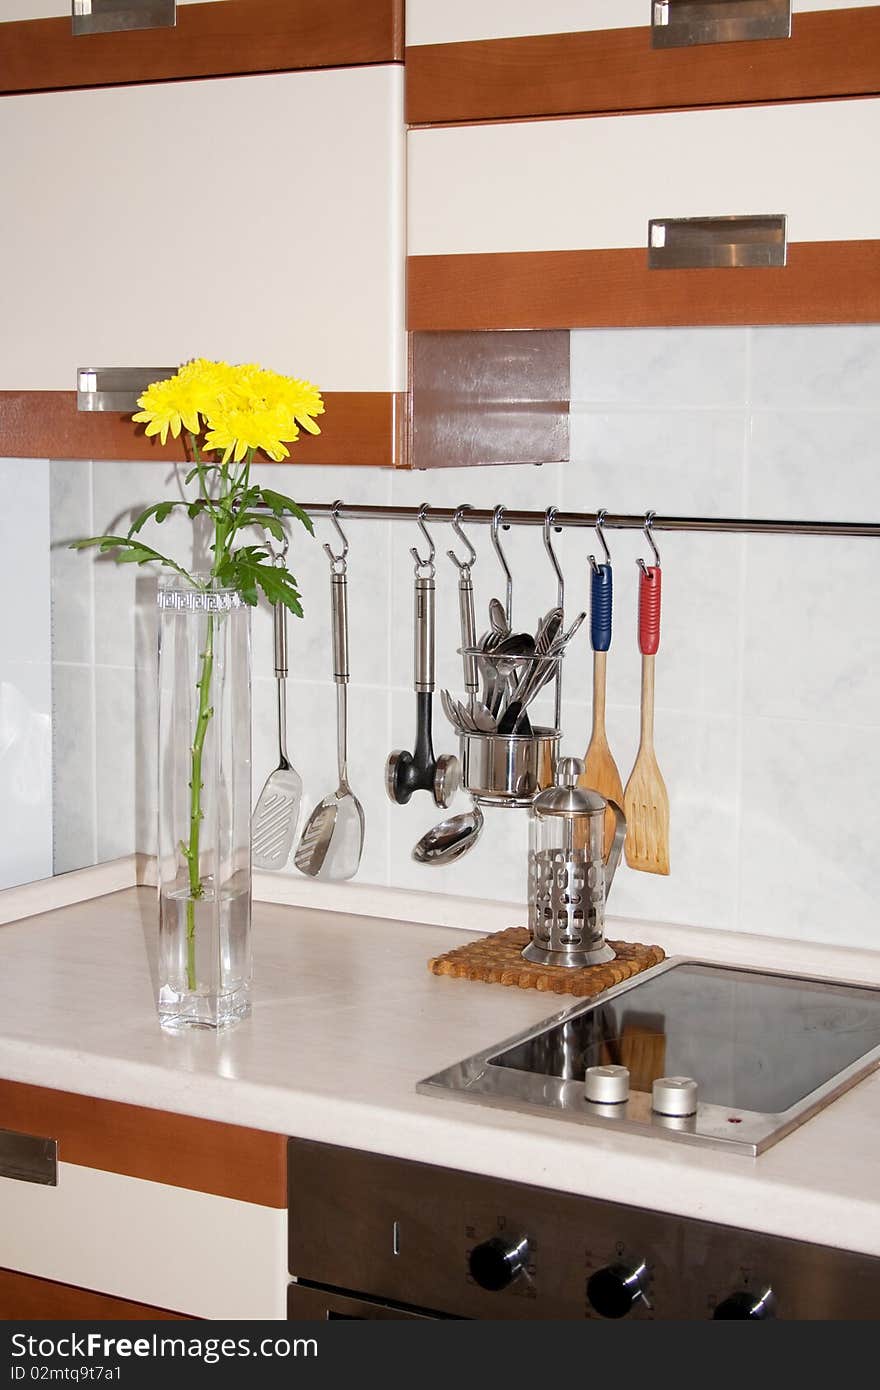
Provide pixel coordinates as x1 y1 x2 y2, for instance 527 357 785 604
407 0 879 48
0 1162 287 1319
406 2 880 125
408 97 880 329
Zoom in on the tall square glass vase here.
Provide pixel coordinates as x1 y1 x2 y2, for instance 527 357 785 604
156 576 252 1031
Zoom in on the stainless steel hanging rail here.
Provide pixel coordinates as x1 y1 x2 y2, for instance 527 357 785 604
265 503 880 539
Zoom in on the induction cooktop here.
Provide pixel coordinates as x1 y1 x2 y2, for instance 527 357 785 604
417 958 880 1154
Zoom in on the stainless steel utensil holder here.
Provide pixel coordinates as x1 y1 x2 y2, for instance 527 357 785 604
460 728 559 808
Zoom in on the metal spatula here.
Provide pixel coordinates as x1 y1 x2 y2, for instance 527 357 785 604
295 533 364 881
252 596 303 870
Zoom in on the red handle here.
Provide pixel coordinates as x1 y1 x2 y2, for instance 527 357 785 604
638 566 661 655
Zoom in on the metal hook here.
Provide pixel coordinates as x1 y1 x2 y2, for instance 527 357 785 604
490 504 513 626
542 506 565 610
410 501 436 576
589 508 612 574
267 529 290 568
322 499 349 572
446 503 477 573
637 510 661 575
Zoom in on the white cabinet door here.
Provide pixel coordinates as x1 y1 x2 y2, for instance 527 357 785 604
409 97 880 257
406 0 880 47
0 65 405 393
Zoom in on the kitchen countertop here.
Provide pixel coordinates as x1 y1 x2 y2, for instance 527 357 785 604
1 863 880 1258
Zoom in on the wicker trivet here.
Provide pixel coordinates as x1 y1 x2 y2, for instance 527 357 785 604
428 927 665 998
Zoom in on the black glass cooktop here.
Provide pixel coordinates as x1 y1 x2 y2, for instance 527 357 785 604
490 962 880 1114
417 958 880 1154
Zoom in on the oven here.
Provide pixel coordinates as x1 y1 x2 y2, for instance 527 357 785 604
288 1137 880 1320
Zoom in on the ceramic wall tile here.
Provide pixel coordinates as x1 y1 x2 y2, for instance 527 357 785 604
94 665 137 863
1 460 51 666
749 325 880 410
746 410 880 519
50 662 95 876
739 715 880 950
90 460 196 668
0 659 53 889
741 534 880 727
570 327 749 408
601 703 742 933
50 460 93 666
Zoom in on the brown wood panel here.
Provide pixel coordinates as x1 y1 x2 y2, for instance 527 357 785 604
0 391 405 467
406 8 880 126
0 0 403 96
408 241 880 330
0 1267 190 1320
0 1079 287 1207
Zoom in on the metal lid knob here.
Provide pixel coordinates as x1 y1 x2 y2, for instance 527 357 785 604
652 1076 699 1117
585 1065 630 1105
554 756 584 787
533 756 607 817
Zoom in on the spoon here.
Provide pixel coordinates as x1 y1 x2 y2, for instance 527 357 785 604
294 551 365 881
412 801 484 866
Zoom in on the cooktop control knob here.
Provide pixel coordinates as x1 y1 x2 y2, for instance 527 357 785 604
469 1235 530 1292
713 1288 777 1320
587 1260 649 1319
652 1076 698 1117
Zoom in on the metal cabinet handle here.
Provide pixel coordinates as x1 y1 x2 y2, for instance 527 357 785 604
648 214 788 270
0 1128 58 1186
72 1 176 37
651 0 791 50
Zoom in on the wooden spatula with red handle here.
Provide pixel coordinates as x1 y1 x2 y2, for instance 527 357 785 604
624 561 670 875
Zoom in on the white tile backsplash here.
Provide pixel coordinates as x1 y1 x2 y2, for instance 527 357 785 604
44 324 880 952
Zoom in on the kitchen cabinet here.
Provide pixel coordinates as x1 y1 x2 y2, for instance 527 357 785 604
406 1 880 124
1 1 402 96
0 64 406 465
0 1268 189 1319
408 96 880 329
0 1079 287 1319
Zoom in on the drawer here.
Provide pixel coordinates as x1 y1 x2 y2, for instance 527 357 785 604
406 1 880 123
0 1163 287 1319
408 96 880 328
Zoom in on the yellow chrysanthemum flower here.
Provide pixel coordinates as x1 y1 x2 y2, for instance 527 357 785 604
134 359 323 461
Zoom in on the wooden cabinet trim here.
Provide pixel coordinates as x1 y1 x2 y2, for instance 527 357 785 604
0 1079 287 1207
406 8 880 126
0 391 407 468
408 241 880 330
0 1266 190 1320
0 0 404 96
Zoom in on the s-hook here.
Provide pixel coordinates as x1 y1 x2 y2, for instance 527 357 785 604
386 504 460 809
447 505 478 706
543 506 565 732
490 504 514 629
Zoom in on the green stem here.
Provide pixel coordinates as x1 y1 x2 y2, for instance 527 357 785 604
184 611 215 992
179 438 250 993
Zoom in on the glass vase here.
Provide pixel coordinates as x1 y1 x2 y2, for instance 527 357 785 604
156 575 252 1030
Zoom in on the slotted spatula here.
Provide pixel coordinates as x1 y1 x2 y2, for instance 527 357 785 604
252 595 303 870
623 563 670 875
580 559 624 856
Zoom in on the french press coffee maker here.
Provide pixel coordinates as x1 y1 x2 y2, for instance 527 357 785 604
523 756 626 969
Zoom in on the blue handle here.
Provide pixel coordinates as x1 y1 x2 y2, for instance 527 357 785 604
590 564 613 652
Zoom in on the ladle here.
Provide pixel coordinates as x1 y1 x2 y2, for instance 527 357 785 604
412 800 484 866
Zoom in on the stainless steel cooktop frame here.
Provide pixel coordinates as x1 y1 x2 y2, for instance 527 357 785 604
417 956 880 1156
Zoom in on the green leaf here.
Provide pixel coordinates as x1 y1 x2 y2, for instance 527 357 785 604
69 534 194 584
257 489 314 535
127 500 183 537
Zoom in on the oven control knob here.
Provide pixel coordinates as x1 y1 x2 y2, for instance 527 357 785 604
469 1235 530 1292
587 1261 649 1319
713 1288 776 1320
